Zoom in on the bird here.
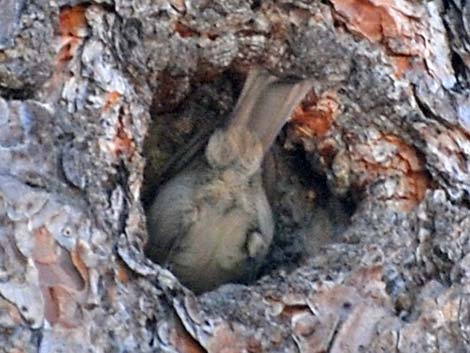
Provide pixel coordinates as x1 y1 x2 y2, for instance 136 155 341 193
146 68 313 293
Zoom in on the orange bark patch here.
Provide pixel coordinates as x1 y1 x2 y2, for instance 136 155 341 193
390 55 413 78
112 116 136 157
291 91 340 138
117 261 131 283
71 242 90 287
103 91 122 112
330 0 424 77
44 5 89 96
57 5 88 64
280 304 311 320
206 324 250 353
59 5 88 37
383 135 431 207
171 319 205 353
352 133 431 211
331 0 398 42
345 265 384 288
33 226 58 264
49 285 83 328
173 20 221 42
174 21 200 38
32 226 89 327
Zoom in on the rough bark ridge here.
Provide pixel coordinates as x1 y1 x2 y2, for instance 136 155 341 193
1 0 469 352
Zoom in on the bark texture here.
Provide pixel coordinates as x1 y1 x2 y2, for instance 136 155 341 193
1 0 470 352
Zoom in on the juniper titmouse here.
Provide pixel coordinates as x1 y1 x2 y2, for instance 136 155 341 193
146 69 313 293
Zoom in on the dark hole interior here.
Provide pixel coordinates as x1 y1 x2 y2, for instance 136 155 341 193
260 139 356 276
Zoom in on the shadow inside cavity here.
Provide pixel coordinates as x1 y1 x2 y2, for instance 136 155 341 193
260 142 356 276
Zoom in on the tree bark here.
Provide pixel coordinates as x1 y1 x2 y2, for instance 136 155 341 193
1 0 470 352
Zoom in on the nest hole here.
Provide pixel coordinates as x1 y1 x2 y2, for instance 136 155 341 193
141 72 356 293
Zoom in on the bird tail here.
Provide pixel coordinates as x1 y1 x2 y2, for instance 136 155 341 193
228 69 313 153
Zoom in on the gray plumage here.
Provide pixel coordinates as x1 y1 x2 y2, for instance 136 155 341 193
146 68 313 293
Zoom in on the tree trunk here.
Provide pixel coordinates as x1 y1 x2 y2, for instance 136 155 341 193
1 0 470 352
